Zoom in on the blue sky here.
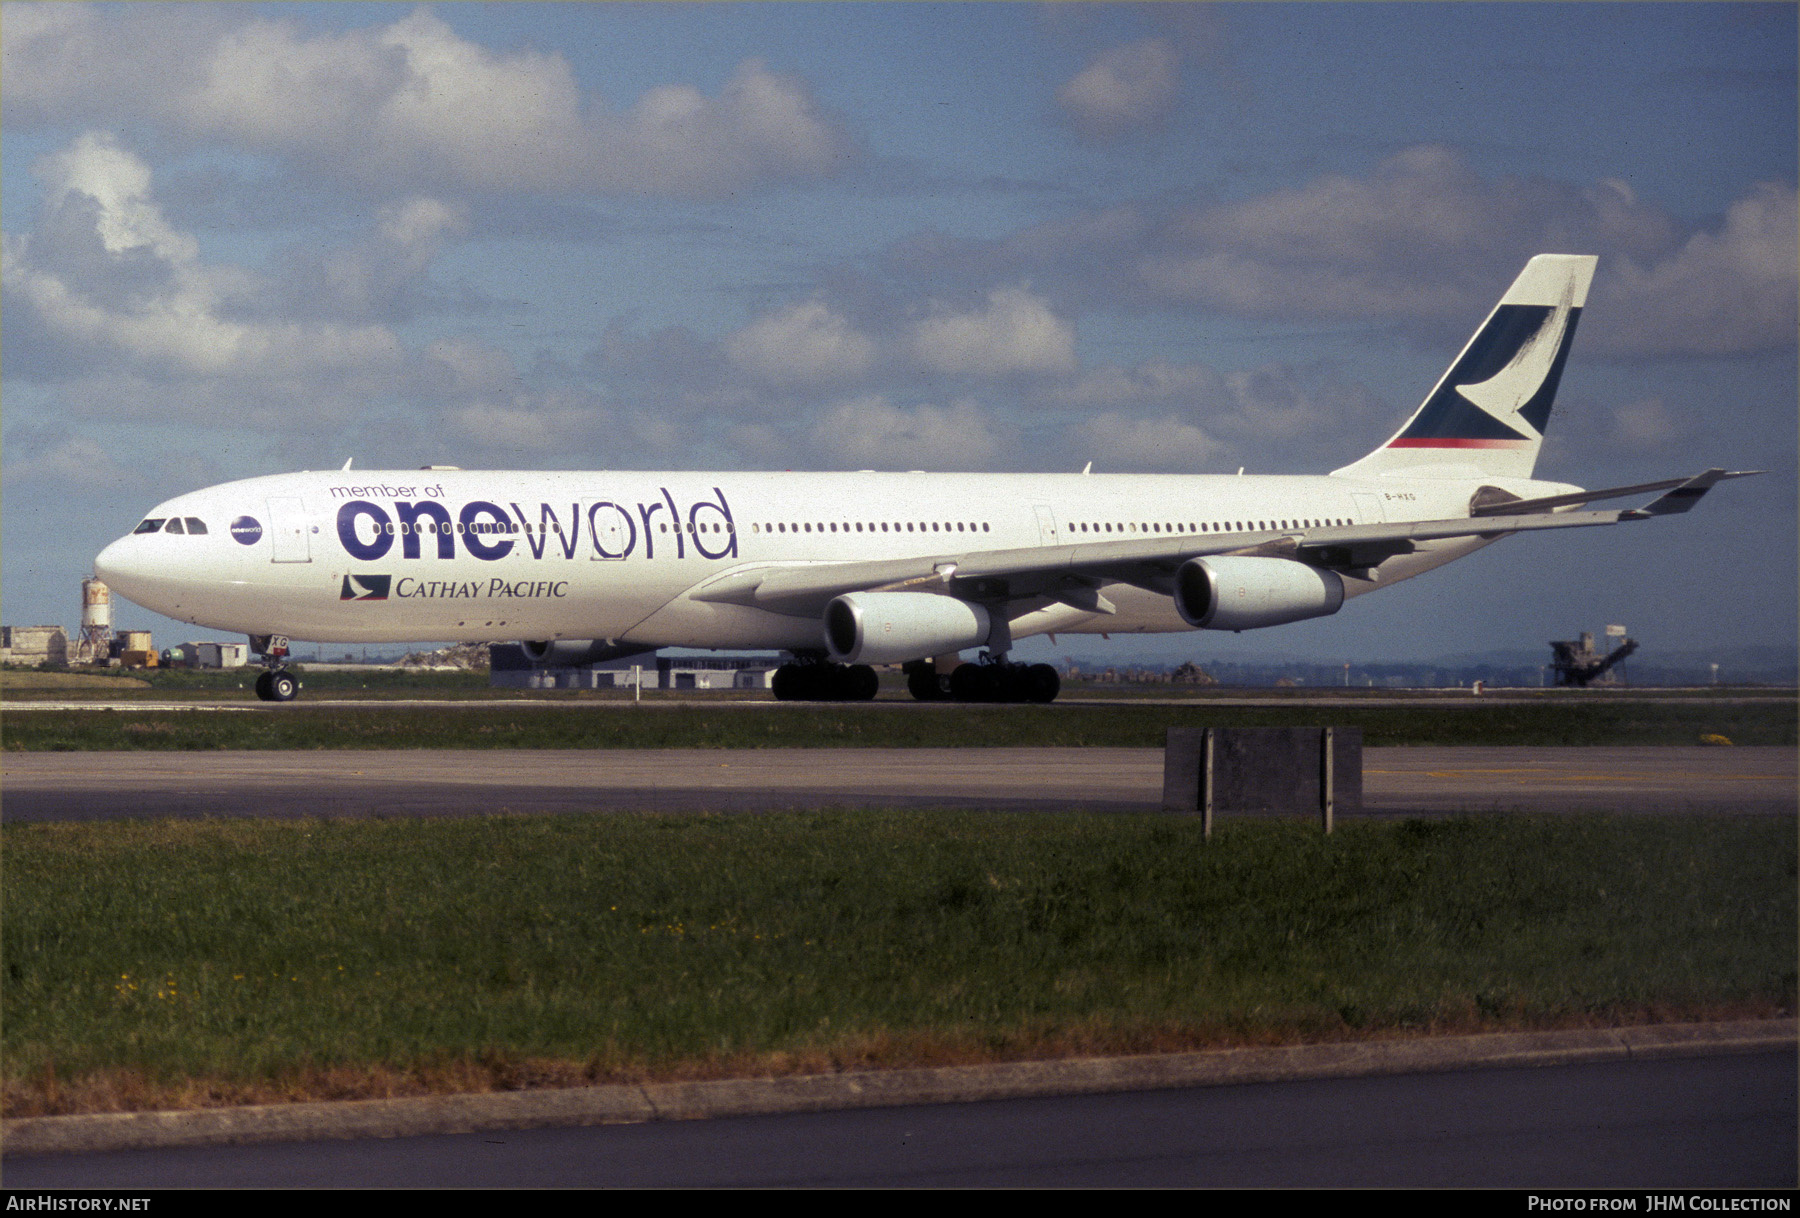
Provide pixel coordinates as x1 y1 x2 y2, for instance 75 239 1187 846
3 2 1794 667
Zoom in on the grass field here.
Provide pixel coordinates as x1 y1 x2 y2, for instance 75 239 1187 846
4 697 1792 750
3 811 1792 1116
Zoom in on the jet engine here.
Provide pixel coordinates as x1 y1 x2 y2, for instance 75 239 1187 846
823 592 992 665
1174 556 1345 631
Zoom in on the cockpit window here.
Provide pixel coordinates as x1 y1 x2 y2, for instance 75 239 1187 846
184 517 208 534
133 518 165 534
164 517 186 534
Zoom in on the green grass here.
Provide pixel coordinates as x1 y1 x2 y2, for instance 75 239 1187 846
4 698 1793 751
5 811 1792 1115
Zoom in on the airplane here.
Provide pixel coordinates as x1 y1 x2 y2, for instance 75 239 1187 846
94 254 1756 703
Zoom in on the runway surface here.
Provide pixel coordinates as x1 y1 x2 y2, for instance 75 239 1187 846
9 1050 1792 1187
3 745 1792 821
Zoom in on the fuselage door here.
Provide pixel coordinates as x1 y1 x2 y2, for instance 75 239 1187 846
268 497 311 563
1351 493 1387 526
583 499 635 561
1032 503 1060 546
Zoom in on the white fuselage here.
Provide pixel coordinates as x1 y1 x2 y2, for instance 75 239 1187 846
94 467 1569 650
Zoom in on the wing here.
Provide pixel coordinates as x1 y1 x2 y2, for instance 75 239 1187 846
687 468 1760 619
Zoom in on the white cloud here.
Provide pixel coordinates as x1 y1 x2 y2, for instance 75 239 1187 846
0 427 151 491
1052 357 1391 471
1069 412 1221 471
4 134 406 383
1050 358 1228 410
724 300 877 385
2 5 857 197
1605 398 1689 451
424 337 518 398
1056 39 1180 141
279 196 468 324
910 286 1078 377
812 396 1000 469
1587 183 1799 358
35 132 198 265
887 145 1790 362
445 403 561 453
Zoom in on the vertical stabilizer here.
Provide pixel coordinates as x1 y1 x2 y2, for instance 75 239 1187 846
1333 254 1596 480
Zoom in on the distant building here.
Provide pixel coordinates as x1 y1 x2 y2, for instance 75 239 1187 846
196 642 250 668
1 626 68 666
489 646 778 690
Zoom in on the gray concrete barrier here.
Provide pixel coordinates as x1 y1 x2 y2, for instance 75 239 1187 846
1163 726 1362 833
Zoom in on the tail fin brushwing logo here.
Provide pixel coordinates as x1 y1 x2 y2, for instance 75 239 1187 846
1330 254 1595 481
1393 295 1581 448
340 574 391 601
1387 256 1593 452
1451 280 1578 442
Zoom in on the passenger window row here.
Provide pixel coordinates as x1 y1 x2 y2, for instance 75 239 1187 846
132 517 209 535
737 517 1351 540
750 521 992 536
132 514 1351 541
1072 517 1349 535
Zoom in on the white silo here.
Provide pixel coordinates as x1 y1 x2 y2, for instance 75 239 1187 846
78 577 113 662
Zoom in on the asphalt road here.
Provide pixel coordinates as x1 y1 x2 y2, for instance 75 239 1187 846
3 745 1792 821
7 1050 1792 1188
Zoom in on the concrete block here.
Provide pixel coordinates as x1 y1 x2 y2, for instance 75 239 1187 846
1163 726 1362 819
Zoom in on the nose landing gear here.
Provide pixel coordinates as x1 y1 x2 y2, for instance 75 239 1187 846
249 634 301 702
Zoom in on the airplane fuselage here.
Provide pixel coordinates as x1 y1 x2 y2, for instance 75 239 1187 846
96 466 1553 650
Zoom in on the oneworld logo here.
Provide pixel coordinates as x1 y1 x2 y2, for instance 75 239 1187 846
230 516 263 546
333 489 737 564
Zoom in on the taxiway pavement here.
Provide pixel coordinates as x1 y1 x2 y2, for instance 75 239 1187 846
3 745 1792 821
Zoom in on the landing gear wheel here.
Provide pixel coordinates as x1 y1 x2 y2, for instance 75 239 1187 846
256 669 300 702
905 661 949 702
949 662 993 703
844 664 880 702
948 661 1060 704
773 661 880 702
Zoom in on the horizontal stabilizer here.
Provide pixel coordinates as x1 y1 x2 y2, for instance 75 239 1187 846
1473 469 1763 517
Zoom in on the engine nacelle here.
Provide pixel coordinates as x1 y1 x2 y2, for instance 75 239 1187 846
1174 557 1345 631
823 592 992 665
520 639 629 667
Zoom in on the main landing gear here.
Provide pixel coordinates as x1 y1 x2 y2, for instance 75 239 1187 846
905 658 1060 704
249 634 301 703
771 657 879 702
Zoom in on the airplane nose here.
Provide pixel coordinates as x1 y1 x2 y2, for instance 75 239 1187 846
94 535 152 600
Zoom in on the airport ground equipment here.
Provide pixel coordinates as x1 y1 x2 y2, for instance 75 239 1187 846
1550 632 1639 687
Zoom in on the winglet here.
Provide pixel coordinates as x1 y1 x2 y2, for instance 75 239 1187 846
1621 469 1761 519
